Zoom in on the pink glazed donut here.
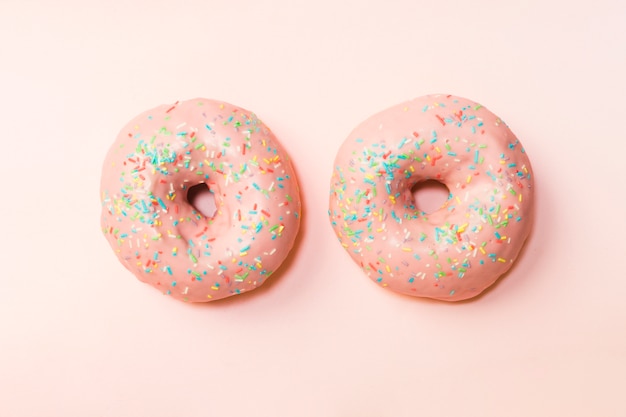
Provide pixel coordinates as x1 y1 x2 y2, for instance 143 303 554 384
329 94 534 301
101 99 301 302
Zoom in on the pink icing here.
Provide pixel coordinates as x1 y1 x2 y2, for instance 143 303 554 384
101 99 301 302
329 94 534 301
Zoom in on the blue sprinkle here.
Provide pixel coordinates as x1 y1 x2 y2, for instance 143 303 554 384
157 197 167 210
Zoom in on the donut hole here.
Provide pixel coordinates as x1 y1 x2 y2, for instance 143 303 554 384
411 180 450 214
186 183 217 218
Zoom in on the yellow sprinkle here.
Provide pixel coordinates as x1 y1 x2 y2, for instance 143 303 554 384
402 247 412 252
466 175 472 184
497 257 506 263
479 247 486 254
211 285 219 290
435 146 441 153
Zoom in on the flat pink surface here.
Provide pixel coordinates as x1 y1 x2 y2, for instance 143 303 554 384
1 1 625 416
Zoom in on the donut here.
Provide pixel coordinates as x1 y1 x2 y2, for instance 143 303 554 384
329 94 534 301
100 98 301 302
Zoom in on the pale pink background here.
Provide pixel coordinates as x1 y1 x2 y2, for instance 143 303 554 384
1 0 625 416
